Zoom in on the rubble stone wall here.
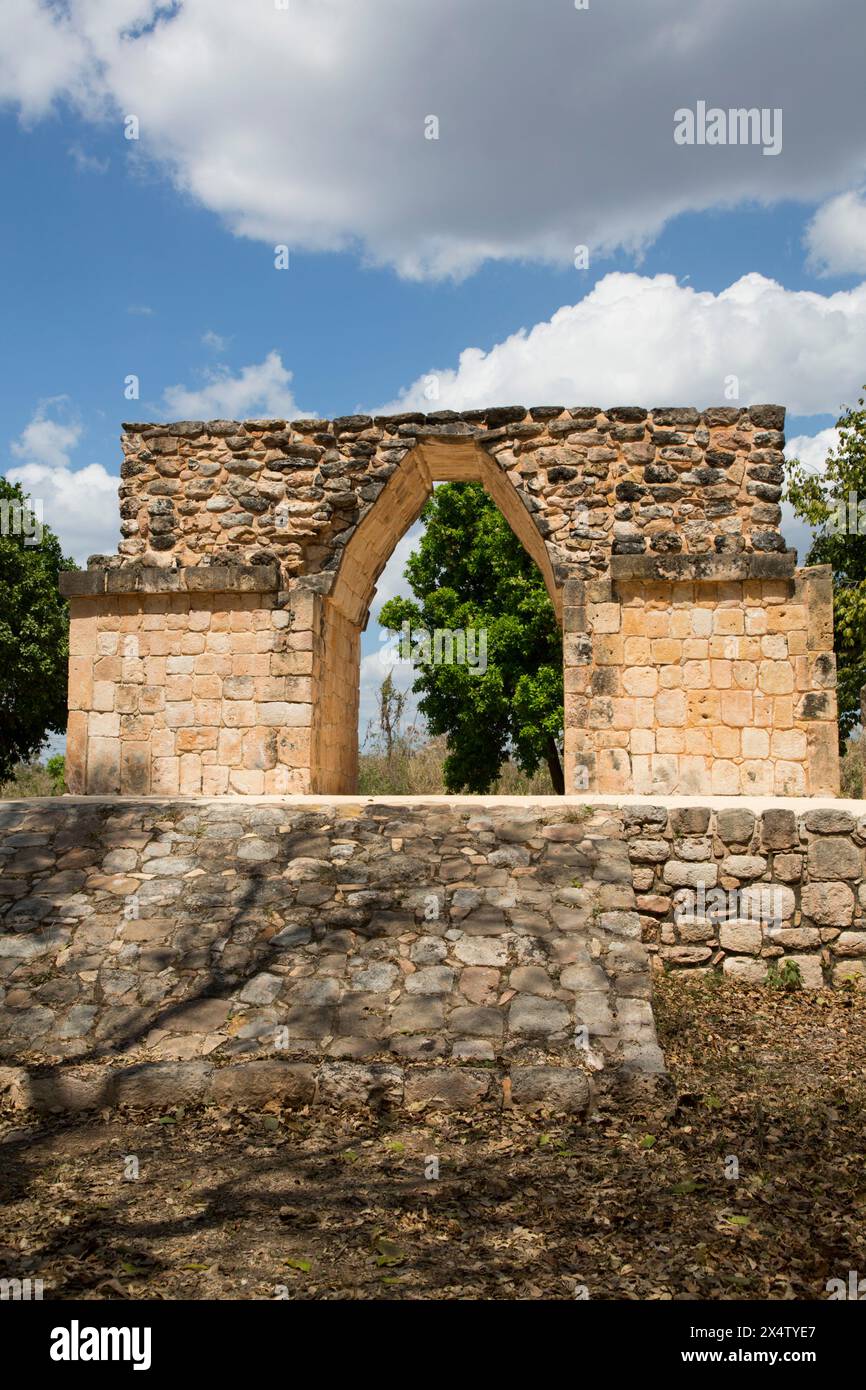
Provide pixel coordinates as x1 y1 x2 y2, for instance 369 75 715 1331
621 802 866 988
112 405 790 576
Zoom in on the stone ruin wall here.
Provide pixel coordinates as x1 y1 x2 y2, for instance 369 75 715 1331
111 404 790 572
2 796 865 1114
60 405 840 798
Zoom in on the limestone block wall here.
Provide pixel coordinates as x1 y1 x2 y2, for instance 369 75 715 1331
63 569 317 796
310 603 361 795
562 556 839 797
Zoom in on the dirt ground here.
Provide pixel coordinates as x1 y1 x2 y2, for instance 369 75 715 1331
2 973 865 1301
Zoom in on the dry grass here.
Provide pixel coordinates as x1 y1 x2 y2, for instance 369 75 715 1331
0 760 65 800
839 735 864 798
357 733 555 796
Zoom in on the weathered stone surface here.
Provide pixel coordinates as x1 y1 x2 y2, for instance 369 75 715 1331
718 920 762 954
316 1062 403 1108
510 1066 591 1113
761 809 799 850
211 1060 316 1105
716 809 756 844
807 837 861 881
722 956 767 984
721 855 767 880
663 861 718 889
834 932 866 956
453 937 507 967
779 954 824 989
509 966 554 996
801 881 855 927
404 1068 491 1109
804 809 856 835
114 1061 214 1107
508 995 570 1035
669 807 711 837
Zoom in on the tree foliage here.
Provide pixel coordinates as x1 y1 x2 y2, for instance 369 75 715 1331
785 388 866 744
378 483 564 793
0 477 77 781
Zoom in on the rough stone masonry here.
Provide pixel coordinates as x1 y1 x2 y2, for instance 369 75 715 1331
59 404 840 798
3 795 865 1117
0 799 663 1114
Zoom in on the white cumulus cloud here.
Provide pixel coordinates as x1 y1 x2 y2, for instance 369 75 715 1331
805 190 866 277
1 0 864 278
10 401 82 469
161 351 306 421
784 427 842 475
6 403 120 564
377 272 866 416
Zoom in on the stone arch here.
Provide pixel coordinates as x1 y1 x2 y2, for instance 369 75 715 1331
310 435 563 794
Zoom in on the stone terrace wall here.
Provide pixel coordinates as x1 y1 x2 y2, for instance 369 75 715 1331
0 798 665 1114
3 794 864 1114
111 404 788 578
623 803 866 988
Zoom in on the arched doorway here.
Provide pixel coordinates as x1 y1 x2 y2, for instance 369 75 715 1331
310 435 563 793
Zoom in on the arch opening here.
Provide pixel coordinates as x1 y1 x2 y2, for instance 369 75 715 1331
311 437 563 794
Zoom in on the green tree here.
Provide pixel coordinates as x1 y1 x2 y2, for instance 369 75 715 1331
0 478 77 781
378 483 564 793
785 388 866 744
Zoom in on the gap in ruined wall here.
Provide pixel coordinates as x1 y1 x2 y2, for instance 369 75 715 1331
311 437 564 795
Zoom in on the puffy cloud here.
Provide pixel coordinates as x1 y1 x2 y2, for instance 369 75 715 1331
805 190 866 277
0 0 88 119
784 427 841 474
161 351 306 421
4 458 119 565
6 402 118 563
1 1 864 278
10 401 81 468
780 427 843 561
378 272 866 415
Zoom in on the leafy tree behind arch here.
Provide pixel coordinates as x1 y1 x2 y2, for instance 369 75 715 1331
378 482 564 793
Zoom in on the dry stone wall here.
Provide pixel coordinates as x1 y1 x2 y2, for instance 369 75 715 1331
625 803 866 988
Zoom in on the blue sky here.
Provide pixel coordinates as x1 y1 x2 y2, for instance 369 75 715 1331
2 0 865 739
